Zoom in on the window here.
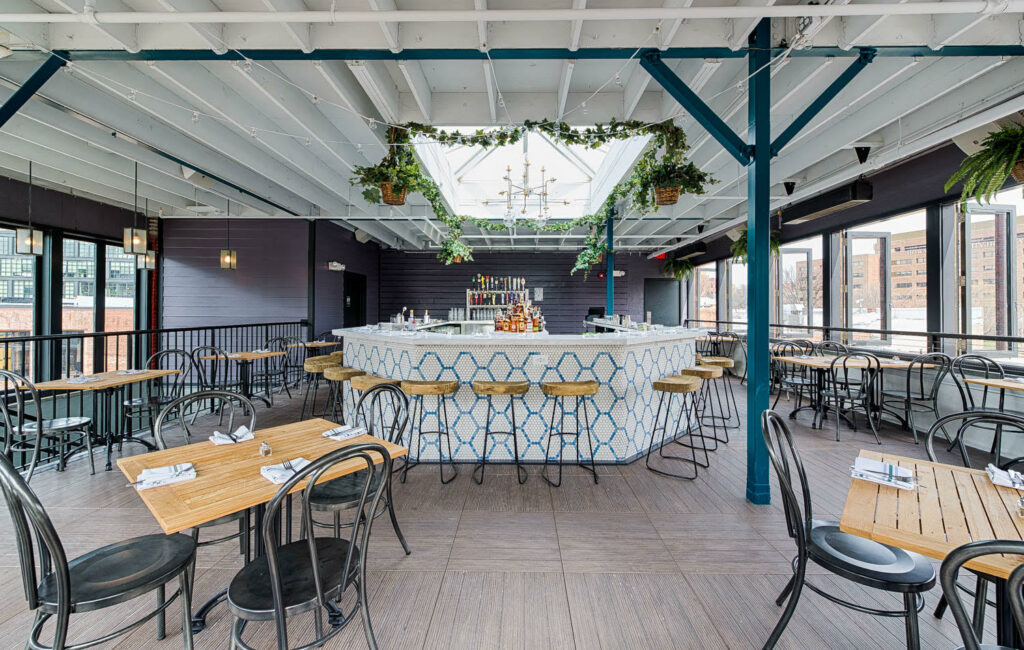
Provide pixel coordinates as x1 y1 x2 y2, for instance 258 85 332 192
62 239 96 375
917 282 927 287
775 236 823 337
896 282 912 288
694 262 717 326
727 260 747 331
104 245 136 368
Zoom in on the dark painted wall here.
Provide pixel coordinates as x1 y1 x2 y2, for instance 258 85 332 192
312 221 381 334
378 251 666 334
161 219 309 328
0 174 137 239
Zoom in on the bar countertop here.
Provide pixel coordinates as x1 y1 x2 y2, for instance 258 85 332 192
333 325 703 346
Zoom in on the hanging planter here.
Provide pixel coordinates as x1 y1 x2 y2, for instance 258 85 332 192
729 228 782 264
1013 158 1024 184
663 257 695 281
633 159 712 213
946 123 1024 204
654 185 680 206
379 182 408 206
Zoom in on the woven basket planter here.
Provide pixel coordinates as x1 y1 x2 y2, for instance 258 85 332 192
654 185 680 206
1012 159 1024 183
380 182 408 206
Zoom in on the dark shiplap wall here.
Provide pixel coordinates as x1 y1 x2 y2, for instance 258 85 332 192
0 174 136 239
312 222 381 333
161 219 309 327
379 251 666 334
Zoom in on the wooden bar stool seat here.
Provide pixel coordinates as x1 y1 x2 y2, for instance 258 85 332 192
696 355 741 433
539 380 599 487
681 365 724 380
471 381 530 485
698 356 735 369
350 375 400 392
400 379 459 485
323 366 366 424
647 375 710 480
682 364 734 446
301 357 342 418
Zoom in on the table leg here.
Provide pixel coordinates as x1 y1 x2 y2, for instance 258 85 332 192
996 578 1024 649
101 389 115 471
192 504 263 634
240 360 273 408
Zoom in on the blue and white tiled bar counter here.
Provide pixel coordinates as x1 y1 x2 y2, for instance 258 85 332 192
334 326 702 464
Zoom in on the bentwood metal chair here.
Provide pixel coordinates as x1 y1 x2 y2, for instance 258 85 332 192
227 443 392 650
950 354 1024 461
761 410 935 650
940 540 1024 650
0 370 94 482
191 345 237 393
771 342 816 411
880 352 952 444
122 348 194 445
0 451 196 650
816 340 848 356
307 383 411 555
252 336 294 407
821 353 881 443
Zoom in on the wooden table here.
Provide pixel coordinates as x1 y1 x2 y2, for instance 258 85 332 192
34 369 181 470
840 449 1024 645
288 341 340 349
119 417 407 632
199 351 285 407
965 376 1024 393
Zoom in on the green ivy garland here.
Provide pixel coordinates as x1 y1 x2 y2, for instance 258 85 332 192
352 119 712 274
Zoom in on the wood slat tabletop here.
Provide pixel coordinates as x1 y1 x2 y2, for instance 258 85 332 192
33 368 181 391
771 355 923 370
964 377 1024 393
839 449 1024 579
198 351 286 362
117 418 408 535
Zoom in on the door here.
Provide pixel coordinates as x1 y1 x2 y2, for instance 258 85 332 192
845 231 891 344
343 271 367 327
644 278 681 326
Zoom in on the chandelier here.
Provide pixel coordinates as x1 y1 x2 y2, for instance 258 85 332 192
482 159 569 228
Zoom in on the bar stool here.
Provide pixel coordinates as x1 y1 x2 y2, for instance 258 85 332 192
647 375 710 480
697 354 741 430
540 380 599 487
300 352 343 419
323 365 366 424
400 379 460 485
471 380 529 485
681 364 728 447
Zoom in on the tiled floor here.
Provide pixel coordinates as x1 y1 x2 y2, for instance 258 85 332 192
0 379 994 648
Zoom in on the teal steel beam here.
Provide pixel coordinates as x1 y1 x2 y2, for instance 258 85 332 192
0 52 66 130
606 205 615 316
770 48 876 157
745 19 771 506
640 50 751 166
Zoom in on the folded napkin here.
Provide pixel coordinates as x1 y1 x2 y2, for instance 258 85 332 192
133 463 196 490
226 353 244 358
209 425 254 445
117 369 148 375
260 458 312 484
796 354 813 359
322 425 366 441
1005 377 1024 384
851 457 916 490
67 376 100 384
252 348 273 354
987 464 1024 489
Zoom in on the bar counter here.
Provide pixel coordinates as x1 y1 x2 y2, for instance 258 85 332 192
333 326 702 463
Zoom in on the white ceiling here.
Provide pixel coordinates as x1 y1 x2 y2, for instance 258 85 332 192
0 1 1022 254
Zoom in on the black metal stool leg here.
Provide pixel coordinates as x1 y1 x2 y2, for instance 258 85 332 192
473 396 493 485
581 395 598 484
541 396 564 487
511 397 526 484
439 394 457 484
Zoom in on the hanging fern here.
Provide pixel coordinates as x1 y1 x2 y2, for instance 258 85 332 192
663 257 695 281
729 228 781 264
945 124 1024 205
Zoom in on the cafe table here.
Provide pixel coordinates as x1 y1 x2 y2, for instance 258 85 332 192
840 449 1024 647
118 417 408 632
198 350 285 407
33 368 181 471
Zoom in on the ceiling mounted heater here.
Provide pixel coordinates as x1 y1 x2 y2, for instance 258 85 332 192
676 242 707 260
782 179 873 225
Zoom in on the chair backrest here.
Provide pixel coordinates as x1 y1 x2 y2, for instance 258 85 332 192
351 383 409 445
152 390 256 449
314 331 339 342
0 370 43 458
816 340 847 356
827 353 880 401
263 442 391 649
0 451 69 621
190 345 231 391
905 352 952 401
790 339 815 355
761 410 813 553
925 411 1024 469
771 342 804 380
950 354 1005 411
263 336 292 373
145 348 193 398
940 539 1024 650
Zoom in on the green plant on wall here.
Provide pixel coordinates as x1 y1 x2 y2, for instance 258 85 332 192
729 228 781 264
662 257 695 281
351 119 713 274
945 123 1024 205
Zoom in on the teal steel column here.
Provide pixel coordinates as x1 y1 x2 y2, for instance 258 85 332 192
745 19 772 505
605 205 615 316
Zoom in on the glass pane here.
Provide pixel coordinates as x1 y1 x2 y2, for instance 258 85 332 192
778 236 824 340
695 262 717 326
62 239 96 375
728 260 747 332
104 245 136 370
0 228 35 378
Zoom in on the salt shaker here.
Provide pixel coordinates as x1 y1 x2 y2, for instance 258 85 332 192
258 441 272 457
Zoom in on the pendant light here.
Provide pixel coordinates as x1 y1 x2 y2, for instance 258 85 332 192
16 162 43 256
220 200 236 269
123 162 147 255
139 198 156 270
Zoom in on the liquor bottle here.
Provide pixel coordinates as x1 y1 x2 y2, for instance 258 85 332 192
495 309 502 332
502 313 510 332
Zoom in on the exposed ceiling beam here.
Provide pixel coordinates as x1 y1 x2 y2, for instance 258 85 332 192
397 59 431 123
304 60 387 158
51 0 139 52
154 0 226 53
482 61 497 123
262 0 313 53
555 60 575 120
838 0 907 50
930 13 991 49
346 59 398 124
726 0 778 50
658 0 695 49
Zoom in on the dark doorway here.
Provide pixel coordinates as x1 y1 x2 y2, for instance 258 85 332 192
644 278 681 326
343 271 367 327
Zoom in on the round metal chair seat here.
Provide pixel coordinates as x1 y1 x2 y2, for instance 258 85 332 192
881 388 929 400
780 376 816 386
821 388 868 400
322 365 365 382
37 533 195 613
681 365 723 380
653 376 701 394
350 374 400 392
806 519 935 593
472 380 529 396
123 395 175 409
540 380 599 397
400 379 459 396
227 537 356 620
308 468 382 510
20 416 91 433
